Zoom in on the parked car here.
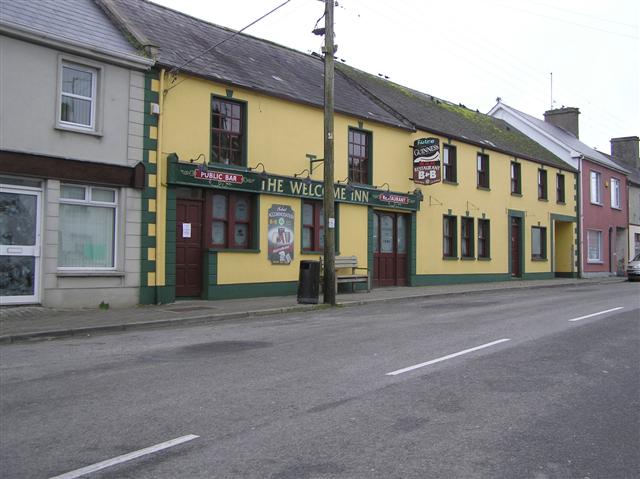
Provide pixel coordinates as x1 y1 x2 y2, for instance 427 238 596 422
627 253 640 281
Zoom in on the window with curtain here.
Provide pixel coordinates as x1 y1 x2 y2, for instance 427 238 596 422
590 171 602 204
611 178 621 209
211 97 245 166
60 63 96 129
348 128 371 184
477 153 490 188
461 217 474 258
210 191 253 249
531 226 547 259
587 229 602 262
58 184 116 268
510 162 521 194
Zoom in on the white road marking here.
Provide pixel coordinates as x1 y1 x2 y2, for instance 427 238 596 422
48 434 199 479
386 338 511 376
568 307 623 322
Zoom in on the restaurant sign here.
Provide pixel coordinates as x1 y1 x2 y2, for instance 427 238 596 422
412 137 441 185
268 204 294 264
170 160 422 211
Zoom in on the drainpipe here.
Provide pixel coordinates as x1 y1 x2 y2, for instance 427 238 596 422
575 154 584 278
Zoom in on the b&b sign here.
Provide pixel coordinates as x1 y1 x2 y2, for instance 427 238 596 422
413 137 441 185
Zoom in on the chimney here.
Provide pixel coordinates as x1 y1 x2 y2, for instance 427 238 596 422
611 136 640 170
544 107 580 138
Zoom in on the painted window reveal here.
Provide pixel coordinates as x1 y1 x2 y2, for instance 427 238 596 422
590 170 602 205
610 177 621 209
587 229 602 263
443 144 457 183
477 153 490 188
302 200 324 252
348 128 371 184
556 173 565 203
531 226 547 260
211 97 244 166
443 215 457 258
60 63 96 129
210 191 253 249
477 219 490 259
538 169 548 200
58 184 116 268
461 217 474 258
510 162 521 194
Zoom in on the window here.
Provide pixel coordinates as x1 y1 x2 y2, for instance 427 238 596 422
611 178 621 209
302 200 324 252
348 129 371 184
531 226 547 260
58 184 116 268
510 162 521 194
461 217 474 258
556 173 565 203
587 230 602 262
443 145 457 182
443 215 457 258
210 191 254 249
538 169 548 200
477 153 490 188
211 97 244 165
60 63 96 129
590 171 602 204
477 219 490 259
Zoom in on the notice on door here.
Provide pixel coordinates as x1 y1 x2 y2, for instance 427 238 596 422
182 223 191 238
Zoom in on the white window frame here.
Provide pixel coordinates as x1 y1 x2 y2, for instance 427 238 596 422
56 55 103 135
587 229 603 263
590 170 602 205
610 177 621 209
58 184 118 270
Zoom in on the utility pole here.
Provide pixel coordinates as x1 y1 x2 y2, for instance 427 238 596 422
322 0 336 305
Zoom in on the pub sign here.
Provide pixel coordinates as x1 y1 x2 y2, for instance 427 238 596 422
268 204 294 264
413 137 441 185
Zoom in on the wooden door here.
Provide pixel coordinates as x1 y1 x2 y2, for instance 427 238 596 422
510 217 521 277
373 212 408 287
176 199 203 297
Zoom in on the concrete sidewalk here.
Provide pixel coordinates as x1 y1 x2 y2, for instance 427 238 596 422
0 277 627 343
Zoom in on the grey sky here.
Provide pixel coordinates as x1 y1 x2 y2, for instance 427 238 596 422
151 0 639 153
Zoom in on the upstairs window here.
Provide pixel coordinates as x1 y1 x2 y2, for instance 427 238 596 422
477 153 490 188
556 173 565 203
538 169 548 200
611 177 621 209
211 97 244 166
510 162 521 194
443 144 457 183
60 63 96 130
590 171 602 205
348 129 371 184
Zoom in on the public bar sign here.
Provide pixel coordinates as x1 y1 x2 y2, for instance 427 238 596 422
194 168 244 184
413 137 441 185
268 204 294 264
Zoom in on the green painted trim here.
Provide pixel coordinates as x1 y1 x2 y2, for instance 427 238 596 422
508 210 525 277
367 207 374 275
203 250 218 299
209 281 298 300
550 213 577 223
555 272 578 278
523 272 554 280
408 211 417 285
412 273 511 286
165 187 177 289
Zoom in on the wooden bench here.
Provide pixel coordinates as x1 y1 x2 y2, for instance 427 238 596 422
320 255 371 293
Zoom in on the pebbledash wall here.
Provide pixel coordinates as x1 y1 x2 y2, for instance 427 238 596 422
137 69 578 304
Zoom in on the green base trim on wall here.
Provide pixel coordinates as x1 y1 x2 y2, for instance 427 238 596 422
411 273 512 286
554 272 578 278
139 286 175 305
207 281 299 300
522 272 554 280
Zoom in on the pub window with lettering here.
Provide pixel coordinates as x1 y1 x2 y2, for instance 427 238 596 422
211 97 245 166
208 191 255 249
443 144 457 183
348 128 371 184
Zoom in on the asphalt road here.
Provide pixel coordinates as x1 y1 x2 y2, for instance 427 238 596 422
1 282 638 478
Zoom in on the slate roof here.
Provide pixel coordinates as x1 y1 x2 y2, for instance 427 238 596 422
493 102 628 174
338 64 573 171
0 0 145 60
108 0 413 131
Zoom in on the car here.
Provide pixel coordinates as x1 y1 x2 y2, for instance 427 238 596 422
627 252 640 281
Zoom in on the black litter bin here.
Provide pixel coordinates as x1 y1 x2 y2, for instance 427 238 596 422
297 260 320 304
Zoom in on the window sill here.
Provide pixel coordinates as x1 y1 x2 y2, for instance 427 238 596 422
611 206 622 211
477 257 492 261
587 260 604 264
511 192 522 197
57 270 124 277
590 202 603 207
443 180 458 186
461 256 476 261
538 198 549 202
208 248 260 253
477 186 491 191
301 250 323 255
556 201 566 205
531 257 548 262
55 124 103 137
442 256 458 261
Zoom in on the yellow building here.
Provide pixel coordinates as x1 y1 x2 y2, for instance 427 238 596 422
108 0 577 304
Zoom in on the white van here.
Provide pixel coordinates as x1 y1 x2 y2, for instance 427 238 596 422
627 253 640 281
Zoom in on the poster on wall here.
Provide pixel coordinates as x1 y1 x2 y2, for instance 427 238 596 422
413 137 441 185
268 204 294 264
